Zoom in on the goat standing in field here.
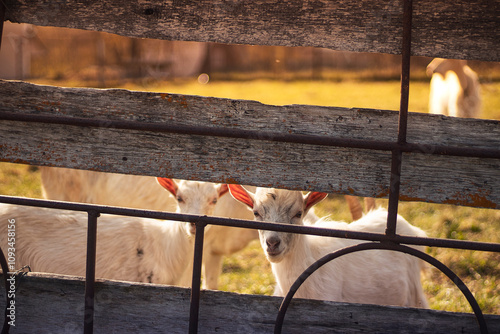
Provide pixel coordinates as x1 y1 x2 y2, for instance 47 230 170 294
0 178 228 287
39 167 258 289
427 58 481 118
228 184 429 308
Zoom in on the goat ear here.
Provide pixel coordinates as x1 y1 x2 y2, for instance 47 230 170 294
304 192 328 212
228 184 254 208
156 177 178 196
217 184 229 198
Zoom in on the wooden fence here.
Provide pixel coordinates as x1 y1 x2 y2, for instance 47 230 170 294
2 272 499 333
1 0 500 333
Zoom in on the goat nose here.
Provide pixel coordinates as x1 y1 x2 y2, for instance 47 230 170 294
266 237 281 251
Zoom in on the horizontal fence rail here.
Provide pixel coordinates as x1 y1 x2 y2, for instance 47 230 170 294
1 195 499 253
1 111 500 159
1 80 499 209
3 0 500 61
2 272 500 333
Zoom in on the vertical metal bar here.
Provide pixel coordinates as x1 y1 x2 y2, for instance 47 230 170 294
386 0 413 235
189 223 206 334
397 0 413 145
386 150 403 236
84 211 99 334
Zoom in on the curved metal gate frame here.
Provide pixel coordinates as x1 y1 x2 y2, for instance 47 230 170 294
273 242 488 334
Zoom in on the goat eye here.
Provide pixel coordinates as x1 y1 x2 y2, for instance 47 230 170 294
253 211 261 218
211 198 217 205
294 212 302 218
177 196 184 203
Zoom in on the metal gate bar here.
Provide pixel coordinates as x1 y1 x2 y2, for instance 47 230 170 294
189 223 206 334
1 195 499 253
83 211 100 334
1 195 497 333
273 2 489 333
274 242 488 334
386 0 413 235
1 111 499 160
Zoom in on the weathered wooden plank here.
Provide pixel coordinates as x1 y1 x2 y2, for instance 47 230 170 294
1 80 499 208
1 273 499 333
3 0 499 61
0 80 499 208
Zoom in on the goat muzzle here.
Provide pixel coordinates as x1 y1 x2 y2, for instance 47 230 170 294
266 236 281 255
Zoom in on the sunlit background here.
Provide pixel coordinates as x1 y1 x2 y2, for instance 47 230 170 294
1 23 500 119
1 23 499 315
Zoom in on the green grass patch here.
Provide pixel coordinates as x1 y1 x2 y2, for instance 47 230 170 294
0 164 42 198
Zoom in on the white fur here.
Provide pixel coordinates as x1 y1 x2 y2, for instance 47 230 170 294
39 167 258 289
40 167 178 212
229 186 429 308
0 203 194 286
427 58 481 118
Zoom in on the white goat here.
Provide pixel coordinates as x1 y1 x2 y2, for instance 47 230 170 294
427 58 481 118
39 167 258 289
40 167 178 212
228 185 429 308
0 178 232 286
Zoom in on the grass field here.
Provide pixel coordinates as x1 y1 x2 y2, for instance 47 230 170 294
32 77 500 120
2 77 500 315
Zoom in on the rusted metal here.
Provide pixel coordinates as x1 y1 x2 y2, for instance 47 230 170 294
386 0 414 236
189 223 206 334
84 211 100 334
273 242 488 334
0 111 499 160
